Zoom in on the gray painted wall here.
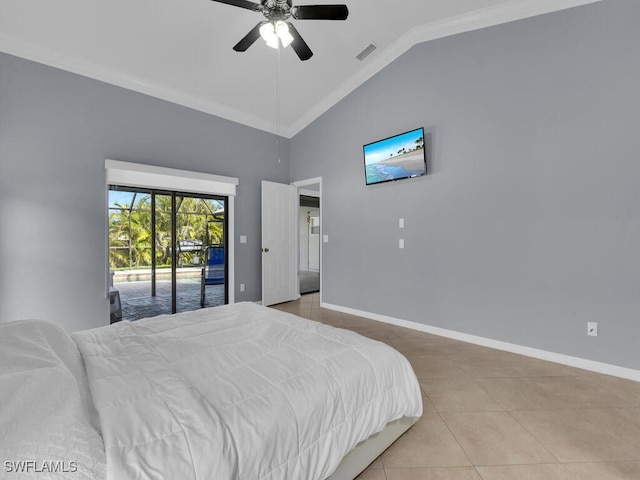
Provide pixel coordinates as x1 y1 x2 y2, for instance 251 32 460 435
290 1 640 370
0 52 289 332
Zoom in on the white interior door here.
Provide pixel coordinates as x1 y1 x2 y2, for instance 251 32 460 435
261 180 297 306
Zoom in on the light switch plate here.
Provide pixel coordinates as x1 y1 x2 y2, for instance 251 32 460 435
399 239 405 249
323 235 329 243
399 218 405 228
239 235 247 244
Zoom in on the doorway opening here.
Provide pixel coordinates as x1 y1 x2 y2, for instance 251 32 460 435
299 194 320 294
293 177 322 301
108 186 228 321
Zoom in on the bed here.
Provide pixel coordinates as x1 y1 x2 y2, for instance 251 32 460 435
0 302 422 479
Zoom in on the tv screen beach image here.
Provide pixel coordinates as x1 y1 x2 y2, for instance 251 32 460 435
364 128 425 185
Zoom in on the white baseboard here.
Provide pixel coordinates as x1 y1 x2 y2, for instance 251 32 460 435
321 302 640 383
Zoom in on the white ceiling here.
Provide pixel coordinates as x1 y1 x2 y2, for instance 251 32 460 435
0 0 599 138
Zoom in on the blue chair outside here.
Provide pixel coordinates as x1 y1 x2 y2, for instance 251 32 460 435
201 245 225 306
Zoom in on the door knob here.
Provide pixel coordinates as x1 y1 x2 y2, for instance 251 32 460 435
262 248 270 253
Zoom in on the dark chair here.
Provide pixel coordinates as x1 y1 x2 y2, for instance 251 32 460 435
200 246 225 307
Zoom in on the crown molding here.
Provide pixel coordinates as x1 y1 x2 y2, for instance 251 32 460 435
1 0 601 139
286 0 602 137
0 32 279 135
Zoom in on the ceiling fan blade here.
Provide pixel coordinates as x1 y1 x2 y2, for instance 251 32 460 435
210 0 262 12
291 5 349 20
287 23 313 61
233 23 263 52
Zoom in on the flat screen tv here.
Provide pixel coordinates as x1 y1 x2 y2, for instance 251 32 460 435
363 127 426 186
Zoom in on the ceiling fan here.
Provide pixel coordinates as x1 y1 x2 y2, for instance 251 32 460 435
210 0 349 61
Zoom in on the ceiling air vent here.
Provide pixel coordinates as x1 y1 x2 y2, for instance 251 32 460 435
356 43 377 61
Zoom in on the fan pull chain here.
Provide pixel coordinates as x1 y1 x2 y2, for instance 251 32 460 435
275 45 281 163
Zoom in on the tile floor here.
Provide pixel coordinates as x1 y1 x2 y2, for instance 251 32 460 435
271 294 640 480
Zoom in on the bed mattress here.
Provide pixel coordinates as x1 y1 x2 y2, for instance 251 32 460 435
72 302 422 480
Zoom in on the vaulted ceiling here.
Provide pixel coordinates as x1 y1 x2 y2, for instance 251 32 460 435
0 0 598 137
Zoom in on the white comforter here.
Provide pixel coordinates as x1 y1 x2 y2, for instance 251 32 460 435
72 302 422 480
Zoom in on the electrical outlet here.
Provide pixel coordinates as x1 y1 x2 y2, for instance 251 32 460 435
587 321 598 337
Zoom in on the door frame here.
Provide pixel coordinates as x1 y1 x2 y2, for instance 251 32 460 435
291 177 322 304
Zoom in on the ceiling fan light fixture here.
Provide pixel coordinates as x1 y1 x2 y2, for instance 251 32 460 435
275 21 294 48
212 0 349 60
259 22 280 49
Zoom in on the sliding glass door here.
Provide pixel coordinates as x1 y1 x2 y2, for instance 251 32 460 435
174 194 226 314
108 187 227 321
